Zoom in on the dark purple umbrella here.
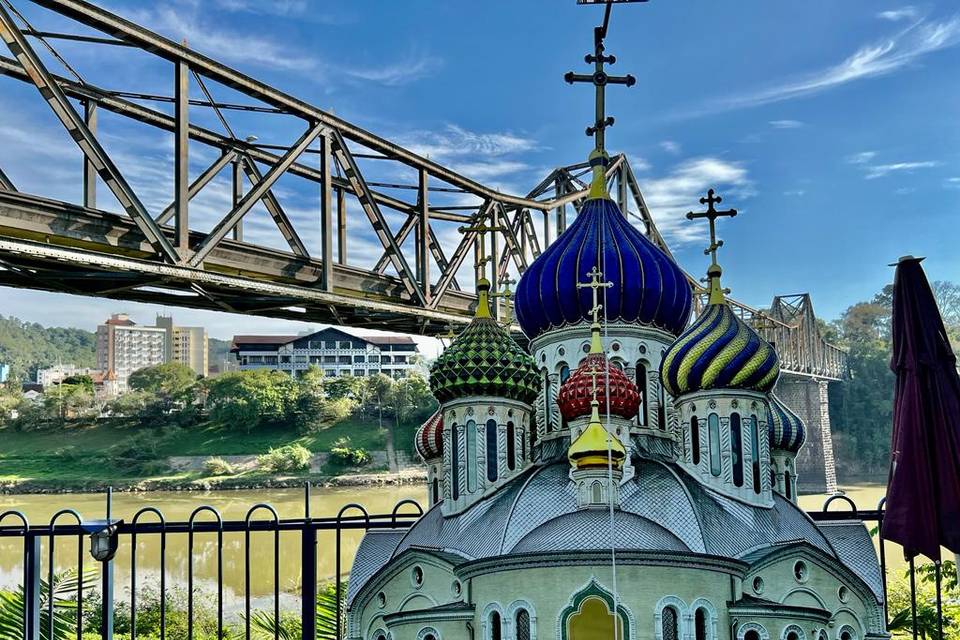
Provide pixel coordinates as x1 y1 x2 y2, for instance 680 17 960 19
882 256 960 561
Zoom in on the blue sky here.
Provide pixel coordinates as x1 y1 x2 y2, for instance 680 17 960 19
1 0 958 351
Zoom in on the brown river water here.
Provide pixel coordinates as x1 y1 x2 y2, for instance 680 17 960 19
0 482 899 609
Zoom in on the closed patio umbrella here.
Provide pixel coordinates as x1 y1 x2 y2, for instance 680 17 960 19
882 256 960 562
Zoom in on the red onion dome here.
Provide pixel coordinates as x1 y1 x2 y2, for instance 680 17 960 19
558 352 641 421
415 410 443 461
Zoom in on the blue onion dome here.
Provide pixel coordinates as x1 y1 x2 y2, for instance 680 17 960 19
660 264 780 397
768 393 806 454
515 151 692 340
429 278 540 405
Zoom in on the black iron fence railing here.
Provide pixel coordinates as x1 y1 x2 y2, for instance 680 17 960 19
0 487 952 639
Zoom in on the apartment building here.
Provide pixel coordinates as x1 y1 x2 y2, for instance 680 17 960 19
95 314 166 391
156 316 208 377
231 328 419 379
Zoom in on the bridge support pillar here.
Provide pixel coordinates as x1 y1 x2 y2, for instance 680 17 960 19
777 376 838 495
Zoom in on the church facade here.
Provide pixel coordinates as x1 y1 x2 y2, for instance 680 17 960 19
345 155 885 640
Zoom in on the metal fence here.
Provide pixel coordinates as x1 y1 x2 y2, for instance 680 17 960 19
0 488 952 639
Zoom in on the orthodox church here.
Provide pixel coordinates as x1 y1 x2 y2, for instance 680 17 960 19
345 154 886 640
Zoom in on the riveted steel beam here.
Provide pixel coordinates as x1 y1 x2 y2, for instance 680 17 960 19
239 154 309 257
156 151 236 225
0 4 180 262
188 123 322 267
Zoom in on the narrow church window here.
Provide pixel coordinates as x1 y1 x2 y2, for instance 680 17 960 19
490 610 503 640
784 470 793 500
695 607 708 640
431 477 439 504
451 424 460 500
506 421 516 471
657 377 667 430
730 413 744 487
520 426 527 462
466 419 477 492
750 415 761 494
592 480 603 503
516 608 531 640
708 413 721 477
691 415 700 465
560 363 571 382
662 605 679 640
637 361 648 426
486 419 499 482
543 370 552 433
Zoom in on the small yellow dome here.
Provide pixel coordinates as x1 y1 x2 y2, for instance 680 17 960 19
568 401 626 470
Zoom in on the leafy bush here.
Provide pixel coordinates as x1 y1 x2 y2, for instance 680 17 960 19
329 437 371 467
257 444 312 473
206 370 298 432
204 456 235 476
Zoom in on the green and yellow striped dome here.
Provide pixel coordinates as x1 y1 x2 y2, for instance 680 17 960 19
429 282 540 405
660 301 780 397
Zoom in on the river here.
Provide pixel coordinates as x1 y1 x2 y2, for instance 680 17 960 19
0 482 896 607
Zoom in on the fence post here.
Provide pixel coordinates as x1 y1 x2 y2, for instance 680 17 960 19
24 533 40 640
302 523 317 639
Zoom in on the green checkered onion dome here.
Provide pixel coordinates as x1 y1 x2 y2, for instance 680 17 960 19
430 281 541 405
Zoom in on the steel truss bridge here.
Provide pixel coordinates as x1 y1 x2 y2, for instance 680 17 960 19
0 0 845 381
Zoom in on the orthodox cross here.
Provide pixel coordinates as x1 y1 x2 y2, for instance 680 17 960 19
586 364 605 402
458 218 504 283
577 266 613 323
491 276 517 326
439 324 457 347
564 2 636 153
685 189 737 268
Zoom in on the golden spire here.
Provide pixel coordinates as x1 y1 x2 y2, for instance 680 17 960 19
458 217 504 319
587 149 611 199
491 275 516 327
685 189 737 304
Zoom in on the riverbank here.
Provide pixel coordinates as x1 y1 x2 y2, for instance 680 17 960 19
0 468 427 494
0 416 423 494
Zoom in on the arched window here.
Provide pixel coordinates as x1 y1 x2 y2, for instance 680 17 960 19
490 610 502 640
695 608 708 640
708 413 721 477
486 419 499 482
567 596 625 640
591 480 603 503
466 419 477 492
730 413 744 487
506 421 516 471
515 608 531 640
784 470 793 500
560 364 571 382
691 415 700 465
745 631 760 640
750 414 761 494
520 426 527 462
451 423 460 500
662 605 679 640
431 476 439 504
636 362 648 426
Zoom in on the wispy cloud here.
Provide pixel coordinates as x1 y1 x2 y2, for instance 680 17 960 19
946 177 960 189
682 15 960 116
847 151 878 165
784 189 806 196
878 7 919 22
400 124 537 159
660 140 681 154
864 160 939 179
846 150 939 179
639 157 752 243
344 51 443 87
769 119 804 129
129 5 320 72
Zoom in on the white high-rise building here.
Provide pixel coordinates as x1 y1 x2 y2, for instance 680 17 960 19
95 314 166 391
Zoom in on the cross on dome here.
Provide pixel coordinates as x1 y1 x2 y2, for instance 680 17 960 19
577 266 613 325
491 275 517 326
686 188 737 304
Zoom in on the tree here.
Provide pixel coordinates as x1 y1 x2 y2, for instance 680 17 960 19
206 369 299 432
363 373 394 430
128 363 197 406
